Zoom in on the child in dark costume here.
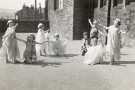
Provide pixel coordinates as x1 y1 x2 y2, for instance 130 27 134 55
81 32 90 56
17 34 47 64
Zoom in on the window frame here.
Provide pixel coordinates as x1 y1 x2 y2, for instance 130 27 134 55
54 0 64 10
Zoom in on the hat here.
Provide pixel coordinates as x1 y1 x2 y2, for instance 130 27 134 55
7 20 14 25
83 32 88 35
93 20 97 24
115 18 121 25
30 34 35 40
54 33 59 37
38 23 44 28
115 18 120 22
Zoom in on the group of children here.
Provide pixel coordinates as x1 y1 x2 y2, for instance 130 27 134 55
82 18 126 65
0 20 67 64
0 18 126 65
81 19 102 56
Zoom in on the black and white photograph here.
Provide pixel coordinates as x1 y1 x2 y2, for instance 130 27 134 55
0 0 135 90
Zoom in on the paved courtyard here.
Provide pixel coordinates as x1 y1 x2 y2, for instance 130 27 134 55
0 34 135 90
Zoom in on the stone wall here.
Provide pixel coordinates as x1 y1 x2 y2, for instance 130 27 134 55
48 0 73 40
94 6 108 26
94 1 135 46
94 2 135 35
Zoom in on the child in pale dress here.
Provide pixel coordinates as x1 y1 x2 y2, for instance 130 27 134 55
83 32 105 65
99 18 126 65
84 20 106 65
51 33 66 56
0 20 20 63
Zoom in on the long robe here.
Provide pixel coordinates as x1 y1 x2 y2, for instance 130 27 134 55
0 26 20 62
106 25 121 60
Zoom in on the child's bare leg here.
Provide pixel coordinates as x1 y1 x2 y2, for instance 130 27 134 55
110 55 114 65
40 50 43 56
24 57 31 64
43 49 47 56
6 53 9 63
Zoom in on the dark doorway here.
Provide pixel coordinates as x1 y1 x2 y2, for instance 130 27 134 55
73 0 94 40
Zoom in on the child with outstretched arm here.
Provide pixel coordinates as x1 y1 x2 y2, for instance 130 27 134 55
17 34 48 64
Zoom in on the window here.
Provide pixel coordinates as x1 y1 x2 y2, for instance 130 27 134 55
113 0 118 7
117 0 123 4
127 0 135 5
59 0 63 9
100 0 104 8
94 0 98 8
54 0 63 10
103 0 107 6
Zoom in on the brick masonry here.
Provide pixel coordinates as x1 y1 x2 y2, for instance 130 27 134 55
48 0 135 40
48 0 73 40
94 2 135 39
48 0 92 40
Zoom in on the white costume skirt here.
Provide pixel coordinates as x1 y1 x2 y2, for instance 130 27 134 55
83 45 105 65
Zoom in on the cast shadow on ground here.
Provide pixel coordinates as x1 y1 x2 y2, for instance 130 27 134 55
13 60 72 68
0 37 2 48
120 53 128 56
32 61 63 68
96 60 135 66
12 61 62 68
5 54 78 67
47 54 79 58
96 61 126 66
118 61 135 64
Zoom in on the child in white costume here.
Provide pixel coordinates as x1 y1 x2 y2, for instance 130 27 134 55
0 20 20 63
84 18 107 65
84 43 105 65
35 23 46 57
83 31 105 65
51 33 67 56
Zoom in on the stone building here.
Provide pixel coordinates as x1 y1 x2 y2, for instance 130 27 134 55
48 0 135 40
16 4 45 21
48 0 93 40
94 0 135 39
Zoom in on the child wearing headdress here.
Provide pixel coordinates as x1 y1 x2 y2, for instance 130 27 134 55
88 19 99 46
99 18 126 65
0 20 20 63
83 27 105 65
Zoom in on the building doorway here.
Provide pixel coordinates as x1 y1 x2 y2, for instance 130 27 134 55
73 0 94 40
